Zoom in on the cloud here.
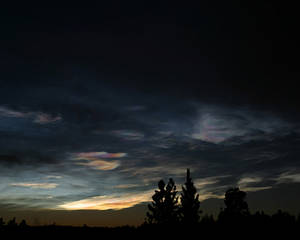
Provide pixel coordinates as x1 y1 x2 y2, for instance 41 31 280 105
10 182 58 189
238 177 263 186
0 106 27 118
240 186 272 192
123 105 146 112
111 130 144 140
276 171 300 184
0 98 298 214
33 113 62 124
73 152 127 159
241 151 281 163
191 112 244 143
0 105 62 124
59 191 153 210
114 184 141 189
191 106 293 144
71 151 126 170
194 175 230 189
44 175 63 179
238 176 272 192
121 165 186 178
76 159 120 170
197 192 224 201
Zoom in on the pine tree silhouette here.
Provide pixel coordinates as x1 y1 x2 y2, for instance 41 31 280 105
180 169 201 225
146 178 179 225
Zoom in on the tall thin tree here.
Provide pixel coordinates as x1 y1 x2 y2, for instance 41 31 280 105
180 169 201 225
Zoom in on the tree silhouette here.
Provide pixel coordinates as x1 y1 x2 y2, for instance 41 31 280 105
0 217 4 228
7 217 17 228
146 178 179 225
180 169 201 225
19 219 28 228
219 187 249 222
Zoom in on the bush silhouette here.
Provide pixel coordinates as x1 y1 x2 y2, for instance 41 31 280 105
19 219 28 228
219 187 249 223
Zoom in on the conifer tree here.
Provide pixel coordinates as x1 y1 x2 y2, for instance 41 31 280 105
146 178 179 225
180 169 201 225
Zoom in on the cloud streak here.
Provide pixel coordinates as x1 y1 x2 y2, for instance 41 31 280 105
238 176 273 192
114 184 141 189
73 152 127 159
10 182 58 189
33 113 62 124
0 106 62 124
111 130 144 141
76 159 120 170
0 106 27 118
276 171 300 184
71 151 127 171
194 175 230 189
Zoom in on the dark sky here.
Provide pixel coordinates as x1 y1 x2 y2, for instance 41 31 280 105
0 1 300 226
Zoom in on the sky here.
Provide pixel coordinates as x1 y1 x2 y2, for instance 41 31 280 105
0 1 300 226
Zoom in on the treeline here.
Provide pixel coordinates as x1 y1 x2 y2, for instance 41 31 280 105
141 169 299 237
143 169 300 228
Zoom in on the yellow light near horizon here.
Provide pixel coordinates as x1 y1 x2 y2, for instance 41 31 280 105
59 191 152 211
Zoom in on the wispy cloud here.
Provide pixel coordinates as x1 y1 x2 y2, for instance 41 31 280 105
123 105 146 112
276 171 300 184
44 175 63 179
0 106 27 118
111 130 144 140
10 182 58 189
238 177 263 186
191 112 243 143
33 113 62 124
0 106 62 124
194 175 230 189
242 152 281 163
73 152 127 159
114 184 141 189
197 191 224 201
59 191 153 210
71 151 126 170
121 165 186 178
238 176 272 192
191 106 292 144
240 186 272 192
77 159 120 170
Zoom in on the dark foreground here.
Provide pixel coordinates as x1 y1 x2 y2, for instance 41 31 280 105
1 220 299 239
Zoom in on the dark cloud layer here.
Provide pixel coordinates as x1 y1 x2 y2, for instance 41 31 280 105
0 82 299 213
